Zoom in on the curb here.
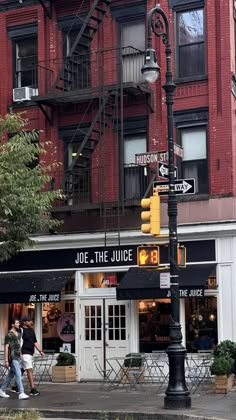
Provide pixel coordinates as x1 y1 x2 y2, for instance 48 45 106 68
0 409 228 420
30 409 230 420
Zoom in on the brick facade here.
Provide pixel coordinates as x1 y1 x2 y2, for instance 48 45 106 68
0 0 235 233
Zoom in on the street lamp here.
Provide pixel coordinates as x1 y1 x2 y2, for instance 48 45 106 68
141 4 191 409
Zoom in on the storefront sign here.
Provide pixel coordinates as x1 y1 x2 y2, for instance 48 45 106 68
75 248 134 265
0 240 215 272
57 313 75 343
166 288 204 298
62 343 71 353
28 293 60 303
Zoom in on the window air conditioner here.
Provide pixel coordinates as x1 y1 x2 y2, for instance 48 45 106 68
13 87 38 102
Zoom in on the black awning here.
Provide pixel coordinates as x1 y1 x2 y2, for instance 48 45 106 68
0 271 74 303
116 264 216 300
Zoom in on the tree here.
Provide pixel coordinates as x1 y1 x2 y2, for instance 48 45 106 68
0 112 63 261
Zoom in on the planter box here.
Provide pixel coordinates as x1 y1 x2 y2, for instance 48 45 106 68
214 374 234 394
52 365 76 383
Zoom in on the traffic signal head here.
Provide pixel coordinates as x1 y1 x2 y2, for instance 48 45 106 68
178 245 186 267
141 195 160 235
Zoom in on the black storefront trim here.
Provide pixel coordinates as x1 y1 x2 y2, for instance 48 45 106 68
0 271 74 303
116 264 216 300
0 240 215 272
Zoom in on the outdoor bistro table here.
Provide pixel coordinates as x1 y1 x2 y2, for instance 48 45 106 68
106 355 145 390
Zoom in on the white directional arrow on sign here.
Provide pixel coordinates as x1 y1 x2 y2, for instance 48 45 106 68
153 178 195 196
175 180 192 194
158 162 178 179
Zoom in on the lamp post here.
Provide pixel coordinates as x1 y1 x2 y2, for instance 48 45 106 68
141 4 191 409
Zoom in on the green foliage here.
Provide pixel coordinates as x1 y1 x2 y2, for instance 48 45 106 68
0 112 63 261
124 353 143 368
56 352 76 366
214 340 236 360
0 410 40 419
210 356 233 377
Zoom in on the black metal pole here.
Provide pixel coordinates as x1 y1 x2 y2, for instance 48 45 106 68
146 5 191 409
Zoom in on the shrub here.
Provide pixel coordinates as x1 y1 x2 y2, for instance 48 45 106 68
124 353 143 368
210 356 233 377
214 340 236 360
56 352 76 366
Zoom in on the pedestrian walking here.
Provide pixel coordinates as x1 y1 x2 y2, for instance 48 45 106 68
11 315 45 396
0 318 29 399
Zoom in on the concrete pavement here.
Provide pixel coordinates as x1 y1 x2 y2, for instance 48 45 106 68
0 382 235 420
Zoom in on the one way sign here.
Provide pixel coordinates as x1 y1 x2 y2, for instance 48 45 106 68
153 178 195 196
158 162 177 179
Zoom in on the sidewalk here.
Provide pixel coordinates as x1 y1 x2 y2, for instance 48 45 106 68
0 382 235 420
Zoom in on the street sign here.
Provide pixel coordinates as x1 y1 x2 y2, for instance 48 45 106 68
135 145 183 166
153 178 195 195
158 144 184 161
174 144 184 158
158 162 178 179
160 272 170 289
135 152 158 165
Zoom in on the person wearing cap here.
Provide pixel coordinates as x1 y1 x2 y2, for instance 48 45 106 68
11 315 45 396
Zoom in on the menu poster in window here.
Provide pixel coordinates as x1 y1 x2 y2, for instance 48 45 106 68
57 313 75 343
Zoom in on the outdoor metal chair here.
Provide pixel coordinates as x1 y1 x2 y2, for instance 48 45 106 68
33 351 56 387
93 354 114 390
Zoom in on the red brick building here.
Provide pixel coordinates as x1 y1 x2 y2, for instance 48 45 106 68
0 0 235 378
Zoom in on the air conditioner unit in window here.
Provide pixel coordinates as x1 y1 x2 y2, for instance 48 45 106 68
13 87 38 102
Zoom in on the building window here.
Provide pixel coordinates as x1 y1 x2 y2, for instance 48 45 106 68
178 126 208 194
120 20 145 83
185 297 217 352
14 38 38 88
62 29 90 90
176 7 205 80
65 142 89 203
124 133 147 200
42 300 75 352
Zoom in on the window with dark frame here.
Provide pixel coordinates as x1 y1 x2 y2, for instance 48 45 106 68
176 7 205 80
177 125 208 194
14 37 38 88
62 29 90 90
120 20 145 83
123 133 147 200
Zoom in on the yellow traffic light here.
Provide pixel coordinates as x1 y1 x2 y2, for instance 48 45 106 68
141 195 160 235
178 245 186 267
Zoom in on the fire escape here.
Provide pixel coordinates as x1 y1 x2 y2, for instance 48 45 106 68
33 0 153 234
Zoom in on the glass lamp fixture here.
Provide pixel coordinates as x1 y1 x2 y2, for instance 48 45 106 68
141 48 160 83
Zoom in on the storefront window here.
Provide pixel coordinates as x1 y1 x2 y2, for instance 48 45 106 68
139 299 171 353
185 297 217 352
84 272 124 288
42 300 75 352
9 303 35 327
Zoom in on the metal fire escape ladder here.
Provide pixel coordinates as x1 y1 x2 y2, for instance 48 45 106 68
51 0 111 93
67 90 118 172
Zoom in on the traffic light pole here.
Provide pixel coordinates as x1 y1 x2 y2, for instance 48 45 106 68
143 5 191 409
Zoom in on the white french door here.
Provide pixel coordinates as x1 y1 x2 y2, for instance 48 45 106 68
79 298 130 380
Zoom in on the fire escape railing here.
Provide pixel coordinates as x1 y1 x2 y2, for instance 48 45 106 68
49 164 157 208
32 46 145 96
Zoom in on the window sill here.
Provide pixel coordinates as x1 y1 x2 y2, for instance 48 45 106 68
8 101 38 110
177 193 209 203
174 75 208 85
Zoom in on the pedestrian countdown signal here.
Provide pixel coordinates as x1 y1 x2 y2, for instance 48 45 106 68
137 245 160 267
